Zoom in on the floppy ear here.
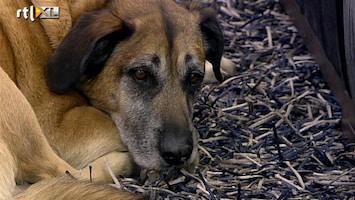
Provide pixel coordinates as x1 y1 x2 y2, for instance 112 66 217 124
199 7 224 82
47 8 134 93
184 3 224 82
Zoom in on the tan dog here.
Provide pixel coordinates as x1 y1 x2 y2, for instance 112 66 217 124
0 0 232 198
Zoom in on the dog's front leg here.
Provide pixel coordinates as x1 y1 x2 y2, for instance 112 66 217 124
41 104 136 181
0 68 78 187
79 151 135 183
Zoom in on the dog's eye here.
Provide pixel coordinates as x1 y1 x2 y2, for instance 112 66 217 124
189 73 203 85
133 69 148 81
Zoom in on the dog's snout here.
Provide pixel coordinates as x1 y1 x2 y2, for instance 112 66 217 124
159 123 193 165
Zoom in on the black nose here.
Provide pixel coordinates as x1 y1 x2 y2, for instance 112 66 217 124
159 123 193 165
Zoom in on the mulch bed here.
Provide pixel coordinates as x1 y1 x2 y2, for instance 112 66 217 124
114 0 355 199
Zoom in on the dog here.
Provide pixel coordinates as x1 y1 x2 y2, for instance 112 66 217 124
0 0 234 198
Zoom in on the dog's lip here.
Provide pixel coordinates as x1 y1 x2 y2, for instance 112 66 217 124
142 160 196 178
142 157 191 171
158 151 197 171
151 162 188 173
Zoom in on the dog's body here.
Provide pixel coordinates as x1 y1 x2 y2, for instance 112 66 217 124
0 0 233 198
1 67 146 199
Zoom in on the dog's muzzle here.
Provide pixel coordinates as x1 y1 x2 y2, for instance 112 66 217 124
158 123 193 166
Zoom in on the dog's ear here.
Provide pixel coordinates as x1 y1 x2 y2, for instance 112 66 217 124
47 8 134 93
185 3 224 82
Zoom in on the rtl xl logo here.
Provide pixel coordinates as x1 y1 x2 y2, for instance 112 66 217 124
16 5 59 22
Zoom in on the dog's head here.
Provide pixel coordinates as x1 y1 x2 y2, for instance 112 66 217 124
47 0 223 170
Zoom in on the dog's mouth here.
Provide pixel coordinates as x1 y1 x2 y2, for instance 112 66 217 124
131 143 199 172
111 112 199 171
162 141 199 169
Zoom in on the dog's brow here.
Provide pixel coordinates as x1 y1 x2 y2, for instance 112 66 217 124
123 55 161 72
185 54 194 64
185 54 202 67
151 55 161 66
184 54 204 73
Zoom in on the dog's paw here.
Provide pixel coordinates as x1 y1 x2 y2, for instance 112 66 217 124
72 151 135 183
